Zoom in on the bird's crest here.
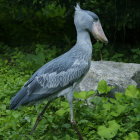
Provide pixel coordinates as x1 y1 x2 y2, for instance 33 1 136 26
75 3 81 11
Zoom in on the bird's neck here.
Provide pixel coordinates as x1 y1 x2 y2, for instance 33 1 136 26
76 30 92 47
73 29 92 62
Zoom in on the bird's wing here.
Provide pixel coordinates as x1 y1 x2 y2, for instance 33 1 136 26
24 57 89 102
24 54 73 87
10 50 90 109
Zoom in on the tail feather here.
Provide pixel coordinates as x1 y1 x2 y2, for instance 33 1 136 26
10 87 27 110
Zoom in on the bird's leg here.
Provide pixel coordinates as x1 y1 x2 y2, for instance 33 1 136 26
70 103 84 140
66 91 84 140
30 101 51 135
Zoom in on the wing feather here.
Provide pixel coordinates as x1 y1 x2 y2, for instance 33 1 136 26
24 59 89 103
17 47 90 105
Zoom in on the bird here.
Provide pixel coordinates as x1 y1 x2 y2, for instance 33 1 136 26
10 4 108 140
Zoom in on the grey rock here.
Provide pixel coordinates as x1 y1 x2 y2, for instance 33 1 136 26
77 61 140 95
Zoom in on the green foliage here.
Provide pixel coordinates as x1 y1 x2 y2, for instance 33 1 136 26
0 44 58 73
125 132 139 140
97 79 114 94
92 42 140 63
55 101 70 117
0 0 139 139
97 120 120 139
74 91 96 99
0 51 140 139
42 2 66 18
0 0 67 45
0 0 139 64
131 48 140 63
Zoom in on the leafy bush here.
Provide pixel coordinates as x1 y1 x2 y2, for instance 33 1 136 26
0 0 139 64
0 49 140 140
92 42 140 63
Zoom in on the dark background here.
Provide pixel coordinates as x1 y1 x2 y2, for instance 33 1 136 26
0 0 140 63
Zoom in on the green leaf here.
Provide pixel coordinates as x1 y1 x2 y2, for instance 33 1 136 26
115 92 123 100
74 91 86 99
125 85 140 98
108 120 120 131
74 91 95 99
55 109 66 116
97 120 120 139
65 134 71 140
97 79 114 94
103 103 111 111
125 132 139 140
111 111 119 117
86 90 97 98
91 96 102 105
12 112 20 119
61 101 69 108
116 104 126 114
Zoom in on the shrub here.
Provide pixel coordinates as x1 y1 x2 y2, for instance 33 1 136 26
0 54 140 140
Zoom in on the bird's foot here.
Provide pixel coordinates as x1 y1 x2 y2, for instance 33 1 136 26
71 120 84 140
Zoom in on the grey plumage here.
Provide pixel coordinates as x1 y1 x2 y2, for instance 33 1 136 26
10 3 108 114
10 43 92 109
10 4 108 138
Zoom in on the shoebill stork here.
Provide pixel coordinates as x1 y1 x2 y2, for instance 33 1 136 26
10 4 108 140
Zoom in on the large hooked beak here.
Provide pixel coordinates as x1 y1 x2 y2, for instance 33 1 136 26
92 20 108 44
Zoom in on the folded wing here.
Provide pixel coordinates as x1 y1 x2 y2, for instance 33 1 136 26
10 54 89 109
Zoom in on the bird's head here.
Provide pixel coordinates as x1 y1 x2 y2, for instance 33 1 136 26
74 4 108 44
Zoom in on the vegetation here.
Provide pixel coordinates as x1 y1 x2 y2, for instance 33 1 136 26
0 0 140 63
0 0 140 139
0 49 140 139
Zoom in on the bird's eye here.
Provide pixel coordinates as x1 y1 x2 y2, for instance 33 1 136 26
94 17 98 21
